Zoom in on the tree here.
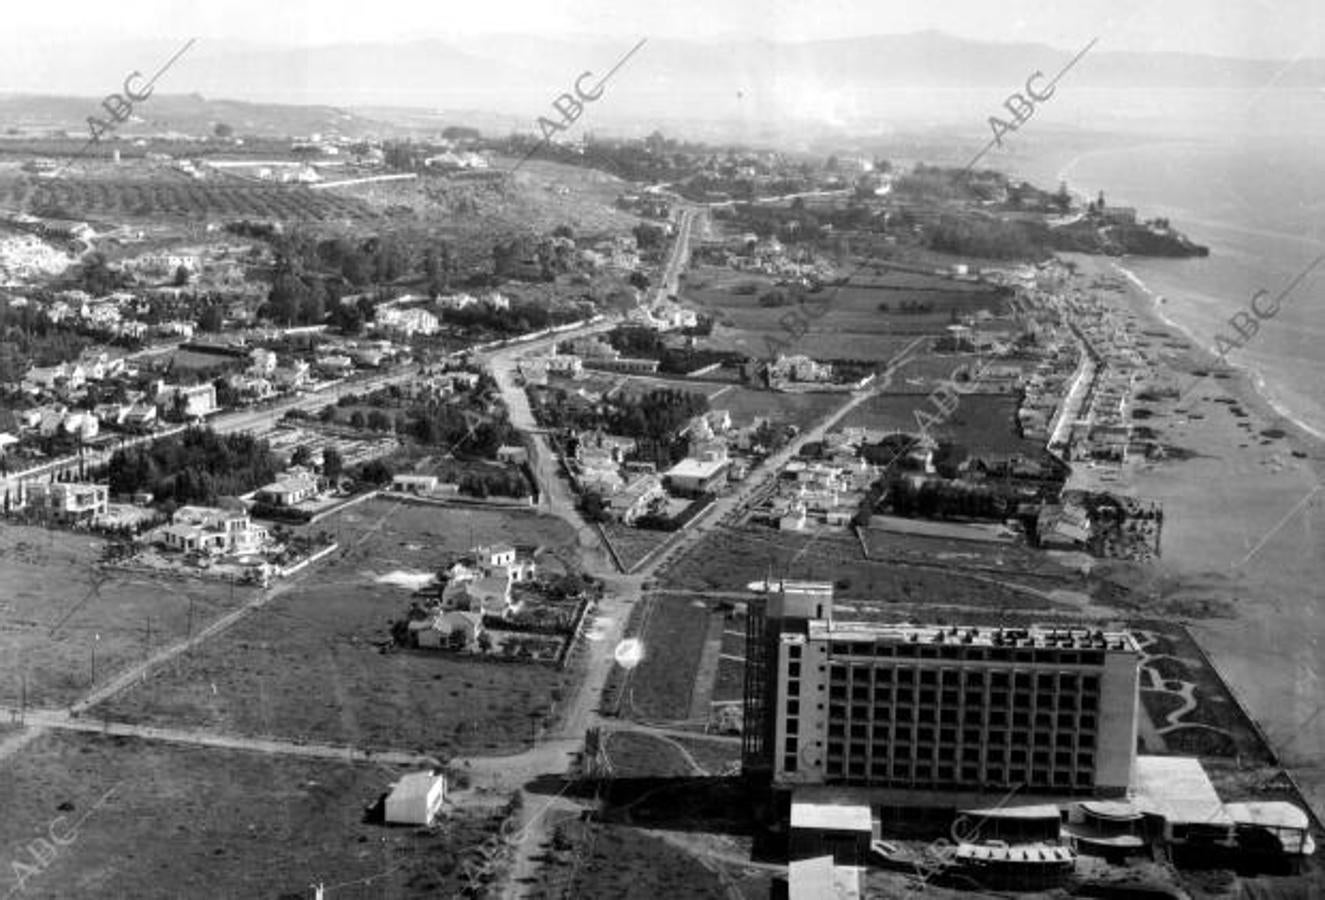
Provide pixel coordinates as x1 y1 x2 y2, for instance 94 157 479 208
366 410 392 431
79 252 123 296
213 122 234 139
264 272 309 325
360 459 393 484
197 305 224 333
632 223 665 250
322 447 344 482
173 265 191 287
349 411 366 429
1054 181 1073 213
477 631 493 654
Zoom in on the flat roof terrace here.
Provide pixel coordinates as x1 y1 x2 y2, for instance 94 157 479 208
807 622 1138 654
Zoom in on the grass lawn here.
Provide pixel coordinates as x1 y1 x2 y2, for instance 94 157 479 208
683 264 1005 365
599 524 670 572
615 595 717 723
671 736 742 777
92 500 580 757
708 386 849 432
661 525 1064 614
0 730 500 899
603 731 696 778
838 392 1038 457
1130 622 1276 765
0 525 249 708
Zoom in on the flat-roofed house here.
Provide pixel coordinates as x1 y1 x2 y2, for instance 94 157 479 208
22 482 108 523
384 772 446 826
664 456 730 497
255 473 319 507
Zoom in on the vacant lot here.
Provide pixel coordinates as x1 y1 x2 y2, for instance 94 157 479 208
683 264 1005 363
838 391 1037 456
710 386 848 432
661 525 1064 614
603 731 698 777
93 500 580 756
0 729 499 899
599 524 670 573
0 525 248 708
612 595 718 723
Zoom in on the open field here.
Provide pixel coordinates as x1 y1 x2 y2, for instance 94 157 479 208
661 525 1069 612
0 176 372 222
603 731 697 777
867 514 1017 543
838 391 1039 455
708 386 851 432
612 595 718 723
0 729 499 899
92 500 580 756
682 263 1005 362
671 736 741 776
0 525 251 708
598 524 670 572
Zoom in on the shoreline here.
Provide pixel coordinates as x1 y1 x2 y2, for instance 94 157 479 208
1065 252 1325 822
1092 255 1325 474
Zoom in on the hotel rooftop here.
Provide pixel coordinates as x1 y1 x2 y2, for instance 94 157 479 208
802 622 1138 653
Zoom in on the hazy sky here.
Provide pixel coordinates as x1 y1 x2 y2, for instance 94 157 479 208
6 0 1323 60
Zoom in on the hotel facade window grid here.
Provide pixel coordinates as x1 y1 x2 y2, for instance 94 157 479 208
768 623 1139 798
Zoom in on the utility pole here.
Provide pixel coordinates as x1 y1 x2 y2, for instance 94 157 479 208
187 597 195 638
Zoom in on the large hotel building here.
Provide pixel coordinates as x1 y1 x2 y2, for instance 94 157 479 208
743 583 1141 801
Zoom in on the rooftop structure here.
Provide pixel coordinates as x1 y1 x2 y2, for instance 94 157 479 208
1131 756 1233 845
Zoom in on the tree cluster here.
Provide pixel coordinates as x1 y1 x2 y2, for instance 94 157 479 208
925 214 1050 261
107 427 281 505
884 476 1014 521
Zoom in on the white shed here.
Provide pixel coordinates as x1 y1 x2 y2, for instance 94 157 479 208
385 771 446 826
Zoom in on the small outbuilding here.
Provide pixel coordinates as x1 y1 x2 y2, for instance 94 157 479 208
789 789 873 866
384 771 446 826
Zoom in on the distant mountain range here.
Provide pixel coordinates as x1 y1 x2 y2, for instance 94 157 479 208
2 31 1323 139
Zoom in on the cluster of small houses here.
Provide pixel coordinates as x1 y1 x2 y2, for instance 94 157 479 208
516 304 700 385
0 330 421 463
976 262 1158 463
695 231 840 281
366 290 514 338
4 354 220 448
569 408 745 526
4 481 303 580
763 432 887 531
400 544 576 662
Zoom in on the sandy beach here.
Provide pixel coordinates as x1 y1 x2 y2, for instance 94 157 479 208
1068 254 1325 820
